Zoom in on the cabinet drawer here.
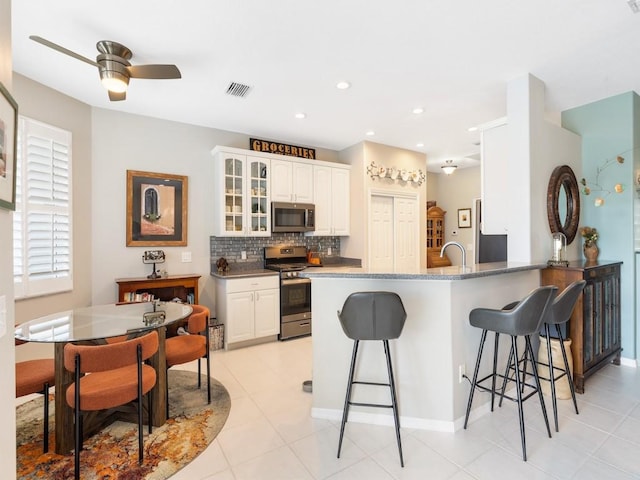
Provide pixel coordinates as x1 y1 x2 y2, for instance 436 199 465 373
224 275 279 293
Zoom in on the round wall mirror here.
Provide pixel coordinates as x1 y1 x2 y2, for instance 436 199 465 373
546 165 580 244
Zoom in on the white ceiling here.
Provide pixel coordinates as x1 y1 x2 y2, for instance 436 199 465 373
11 0 640 172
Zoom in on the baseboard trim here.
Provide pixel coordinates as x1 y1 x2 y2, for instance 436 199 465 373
619 356 637 368
311 407 459 433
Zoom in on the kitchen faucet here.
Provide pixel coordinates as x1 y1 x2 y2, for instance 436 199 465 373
440 241 466 269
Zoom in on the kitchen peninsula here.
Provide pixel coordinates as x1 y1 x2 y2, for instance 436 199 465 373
303 262 545 432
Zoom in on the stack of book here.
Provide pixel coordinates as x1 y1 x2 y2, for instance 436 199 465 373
123 292 156 302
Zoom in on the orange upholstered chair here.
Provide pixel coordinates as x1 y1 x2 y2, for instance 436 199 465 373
165 305 211 411
64 331 159 480
15 356 55 453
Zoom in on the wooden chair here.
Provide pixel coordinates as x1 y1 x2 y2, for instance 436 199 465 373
64 331 158 480
15 355 55 453
165 305 211 413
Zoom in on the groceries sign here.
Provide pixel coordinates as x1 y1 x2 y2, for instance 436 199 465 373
250 138 316 160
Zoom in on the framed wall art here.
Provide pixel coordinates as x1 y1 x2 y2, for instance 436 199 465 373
458 208 471 228
126 170 188 246
0 82 18 211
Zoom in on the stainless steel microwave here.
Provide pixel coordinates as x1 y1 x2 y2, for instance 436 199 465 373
271 202 315 233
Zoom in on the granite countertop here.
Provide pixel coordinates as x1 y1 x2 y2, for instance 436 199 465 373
300 261 546 280
210 256 361 279
210 268 278 279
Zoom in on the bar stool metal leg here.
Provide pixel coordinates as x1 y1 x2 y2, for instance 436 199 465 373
464 329 488 429
510 336 528 461
383 339 404 467
544 324 579 432
556 327 579 416
490 332 500 412
544 323 559 432
526 335 552 439
337 339 359 459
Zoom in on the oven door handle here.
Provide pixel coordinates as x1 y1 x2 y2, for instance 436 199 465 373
281 278 311 286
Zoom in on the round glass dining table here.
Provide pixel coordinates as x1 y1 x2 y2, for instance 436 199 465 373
15 302 193 454
15 301 193 343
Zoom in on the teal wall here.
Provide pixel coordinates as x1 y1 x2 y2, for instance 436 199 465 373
562 92 638 361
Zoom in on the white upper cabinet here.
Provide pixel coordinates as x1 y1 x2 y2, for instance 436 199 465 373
308 165 350 236
211 145 351 237
480 121 509 235
270 159 313 203
211 150 270 237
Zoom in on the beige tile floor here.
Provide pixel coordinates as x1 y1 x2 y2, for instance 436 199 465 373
169 337 640 480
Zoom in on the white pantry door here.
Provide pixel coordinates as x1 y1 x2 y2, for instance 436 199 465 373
369 193 419 272
370 195 394 272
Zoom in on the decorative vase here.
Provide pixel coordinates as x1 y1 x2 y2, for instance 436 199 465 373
583 242 599 263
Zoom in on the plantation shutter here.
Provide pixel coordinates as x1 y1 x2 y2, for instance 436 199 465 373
14 117 73 298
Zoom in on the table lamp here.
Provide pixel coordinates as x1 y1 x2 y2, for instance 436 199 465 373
142 250 165 279
548 232 568 267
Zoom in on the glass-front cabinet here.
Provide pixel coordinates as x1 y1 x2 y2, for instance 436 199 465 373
248 159 269 234
224 156 245 234
212 149 270 236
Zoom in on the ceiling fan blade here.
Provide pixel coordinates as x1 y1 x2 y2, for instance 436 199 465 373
127 64 181 79
29 35 101 68
109 90 126 102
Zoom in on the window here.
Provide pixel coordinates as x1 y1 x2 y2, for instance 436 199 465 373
13 117 72 298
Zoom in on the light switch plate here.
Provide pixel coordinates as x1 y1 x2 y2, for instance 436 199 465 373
181 251 192 263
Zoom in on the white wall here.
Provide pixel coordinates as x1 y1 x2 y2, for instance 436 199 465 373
9 75 341 318
0 0 17 475
506 74 581 263
340 141 427 268
90 109 341 311
12 74 93 327
433 166 481 265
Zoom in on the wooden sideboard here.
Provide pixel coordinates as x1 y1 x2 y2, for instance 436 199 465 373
116 274 201 304
541 261 622 393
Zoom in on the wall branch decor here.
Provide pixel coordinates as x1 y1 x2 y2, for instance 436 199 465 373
366 161 425 186
580 149 638 207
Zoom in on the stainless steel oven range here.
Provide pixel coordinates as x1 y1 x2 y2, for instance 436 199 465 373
264 245 313 340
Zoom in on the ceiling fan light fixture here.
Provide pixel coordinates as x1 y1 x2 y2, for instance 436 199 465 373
441 159 457 175
100 70 129 93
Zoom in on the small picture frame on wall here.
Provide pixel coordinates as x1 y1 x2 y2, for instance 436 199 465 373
126 170 188 246
0 82 18 211
458 208 471 228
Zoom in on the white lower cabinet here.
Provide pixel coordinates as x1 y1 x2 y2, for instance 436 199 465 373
215 275 280 347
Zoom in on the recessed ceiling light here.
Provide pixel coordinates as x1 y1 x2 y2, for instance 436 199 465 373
365 130 375 136
336 81 351 90
412 107 424 115
416 143 424 148
295 112 306 119
468 126 478 132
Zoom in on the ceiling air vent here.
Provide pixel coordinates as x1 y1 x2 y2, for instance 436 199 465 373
226 82 252 98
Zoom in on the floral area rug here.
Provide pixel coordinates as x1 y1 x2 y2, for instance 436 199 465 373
16 370 230 479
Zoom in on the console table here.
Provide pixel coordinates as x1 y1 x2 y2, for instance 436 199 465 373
541 261 622 393
116 274 201 304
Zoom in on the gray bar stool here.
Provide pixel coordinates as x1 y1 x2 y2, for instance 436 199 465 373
538 280 585 432
463 285 557 461
337 291 407 467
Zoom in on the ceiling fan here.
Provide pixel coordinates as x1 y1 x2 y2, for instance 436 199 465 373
29 35 182 101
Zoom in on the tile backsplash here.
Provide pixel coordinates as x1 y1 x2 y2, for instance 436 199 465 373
210 234 340 266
